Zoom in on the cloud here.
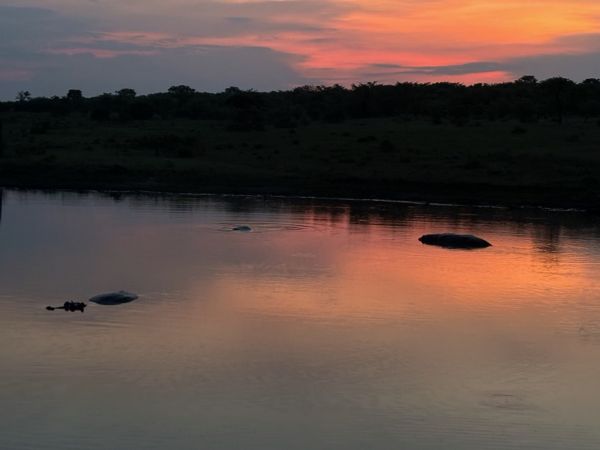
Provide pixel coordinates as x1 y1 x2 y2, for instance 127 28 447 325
355 41 600 84
1 1 600 97
0 45 311 99
0 4 314 98
0 5 92 46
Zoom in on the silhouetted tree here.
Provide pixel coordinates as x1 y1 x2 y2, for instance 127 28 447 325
116 88 137 99
352 82 379 118
113 89 137 120
5 76 600 127
516 75 538 85
129 99 155 120
540 77 576 123
16 91 31 102
90 108 110 121
226 89 265 131
582 78 600 86
65 89 84 113
89 93 113 121
0 118 4 157
168 85 196 99
66 89 83 101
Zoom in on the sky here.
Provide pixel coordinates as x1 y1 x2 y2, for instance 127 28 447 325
1 0 600 98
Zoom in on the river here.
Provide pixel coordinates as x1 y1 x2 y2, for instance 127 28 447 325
1 190 599 449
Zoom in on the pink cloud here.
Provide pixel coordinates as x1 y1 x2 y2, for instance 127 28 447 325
46 47 158 58
23 0 600 85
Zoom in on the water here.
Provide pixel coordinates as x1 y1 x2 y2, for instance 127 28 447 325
1 189 600 449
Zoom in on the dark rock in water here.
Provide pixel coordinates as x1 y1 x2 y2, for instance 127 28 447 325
232 225 252 232
419 233 492 249
89 290 138 305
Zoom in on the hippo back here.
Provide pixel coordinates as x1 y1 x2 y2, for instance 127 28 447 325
419 233 492 249
89 290 139 305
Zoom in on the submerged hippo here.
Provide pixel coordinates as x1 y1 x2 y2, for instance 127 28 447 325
232 225 252 232
419 233 492 249
89 290 139 306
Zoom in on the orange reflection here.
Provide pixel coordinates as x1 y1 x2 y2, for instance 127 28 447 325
205 226 594 322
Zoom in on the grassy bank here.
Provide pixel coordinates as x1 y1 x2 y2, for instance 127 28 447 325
1 113 600 208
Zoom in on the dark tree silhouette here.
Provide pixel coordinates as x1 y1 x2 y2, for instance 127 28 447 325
168 85 196 99
116 88 136 99
5 76 600 126
540 77 576 123
16 91 31 102
0 118 4 157
0 189 3 226
226 89 265 130
516 75 538 85
66 89 83 101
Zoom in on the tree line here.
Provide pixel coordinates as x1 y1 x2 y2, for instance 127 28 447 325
3 76 600 129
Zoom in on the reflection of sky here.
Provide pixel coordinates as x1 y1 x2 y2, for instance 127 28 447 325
2 1 600 97
2 191 600 449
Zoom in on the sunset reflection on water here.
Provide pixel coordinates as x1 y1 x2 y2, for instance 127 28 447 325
1 191 600 450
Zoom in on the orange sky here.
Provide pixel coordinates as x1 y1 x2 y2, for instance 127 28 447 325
93 0 600 83
3 0 600 96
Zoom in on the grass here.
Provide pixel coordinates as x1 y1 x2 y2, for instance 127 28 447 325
1 112 600 208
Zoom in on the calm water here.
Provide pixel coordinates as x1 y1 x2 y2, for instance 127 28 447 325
1 190 600 450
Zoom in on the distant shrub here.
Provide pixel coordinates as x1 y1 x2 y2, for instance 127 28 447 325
90 108 110 122
0 119 4 157
463 160 483 170
176 149 194 158
129 101 155 120
129 134 197 158
272 109 297 129
227 110 265 131
30 121 50 135
129 134 195 149
379 139 395 153
15 144 46 156
582 176 598 187
357 135 377 143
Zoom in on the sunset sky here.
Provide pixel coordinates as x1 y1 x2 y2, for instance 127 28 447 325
1 0 600 98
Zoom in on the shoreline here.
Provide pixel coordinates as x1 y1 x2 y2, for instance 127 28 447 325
1 174 596 213
2 115 600 213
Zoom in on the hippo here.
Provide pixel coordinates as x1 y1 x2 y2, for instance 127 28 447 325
232 225 252 232
89 290 139 305
419 233 492 249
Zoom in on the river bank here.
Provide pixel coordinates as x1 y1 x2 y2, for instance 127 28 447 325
1 113 599 210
